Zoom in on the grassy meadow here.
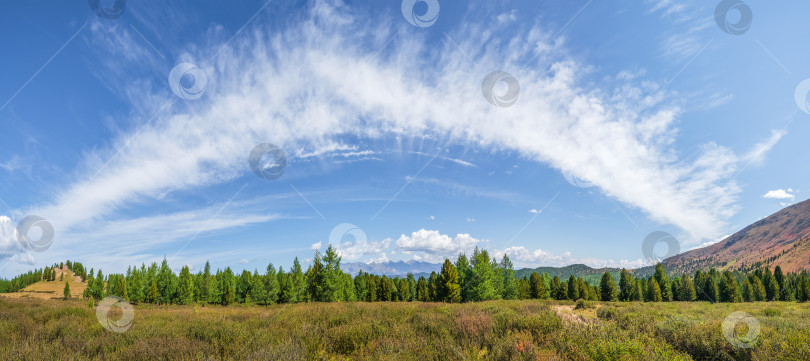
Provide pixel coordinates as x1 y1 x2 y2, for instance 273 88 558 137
1 296 809 360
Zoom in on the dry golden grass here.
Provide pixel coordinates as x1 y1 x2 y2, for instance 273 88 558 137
2 296 809 360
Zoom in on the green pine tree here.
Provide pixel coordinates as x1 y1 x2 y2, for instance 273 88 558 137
567 275 579 300
439 259 461 303
176 266 194 305
599 272 618 301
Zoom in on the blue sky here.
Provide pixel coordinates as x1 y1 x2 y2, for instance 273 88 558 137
1 0 809 277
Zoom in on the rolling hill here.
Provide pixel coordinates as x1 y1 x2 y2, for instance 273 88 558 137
663 197 810 274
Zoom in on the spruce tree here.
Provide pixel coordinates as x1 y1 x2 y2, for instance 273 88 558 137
679 274 697 301
647 278 663 302
653 264 671 301
529 272 546 299
567 275 579 300
416 276 429 302
470 248 498 301
148 280 158 303
156 259 176 304
499 255 520 300
176 266 194 305
63 281 70 300
291 257 306 303
439 259 461 303
599 272 618 301
618 269 633 301
265 264 279 304
427 272 439 302
251 270 268 305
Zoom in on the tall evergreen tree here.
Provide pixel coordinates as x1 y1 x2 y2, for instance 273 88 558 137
618 269 633 301
647 278 662 302
679 274 697 301
653 264 671 301
176 266 194 305
470 248 498 301
499 255 519 300
291 257 306 303
63 281 70 300
148 279 158 303
265 264 280 304
416 276 429 302
250 270 269 305
567 275 579 300
529 272 546 299
599 272 618 301
156 259 176 304
439 259 461 303
427 272 439 302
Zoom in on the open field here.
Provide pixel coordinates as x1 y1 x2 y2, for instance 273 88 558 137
1 297 808 361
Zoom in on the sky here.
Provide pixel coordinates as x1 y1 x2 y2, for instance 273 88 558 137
1 0 809 277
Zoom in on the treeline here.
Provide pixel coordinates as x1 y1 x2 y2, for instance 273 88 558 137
5 246 810 304
1 260 88 293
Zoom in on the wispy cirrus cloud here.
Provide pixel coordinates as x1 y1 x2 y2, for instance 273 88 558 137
5 0 782 274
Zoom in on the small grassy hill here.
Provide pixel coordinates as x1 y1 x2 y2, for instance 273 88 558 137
0 266 86 300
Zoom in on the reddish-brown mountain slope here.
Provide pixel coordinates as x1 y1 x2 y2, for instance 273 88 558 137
664 198 810 274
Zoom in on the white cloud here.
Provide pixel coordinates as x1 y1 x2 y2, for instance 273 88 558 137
239 259 248 264
337 237 390 261
466 217 476 222
743 130 785 166
494 246 646 269
689 234 729 250
0 215 30 265
763 189 794 200
310 241 322 251
393 229 484 262
528 209 541 214
496 10 517 24
12 0 770 264
429 215 435 220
